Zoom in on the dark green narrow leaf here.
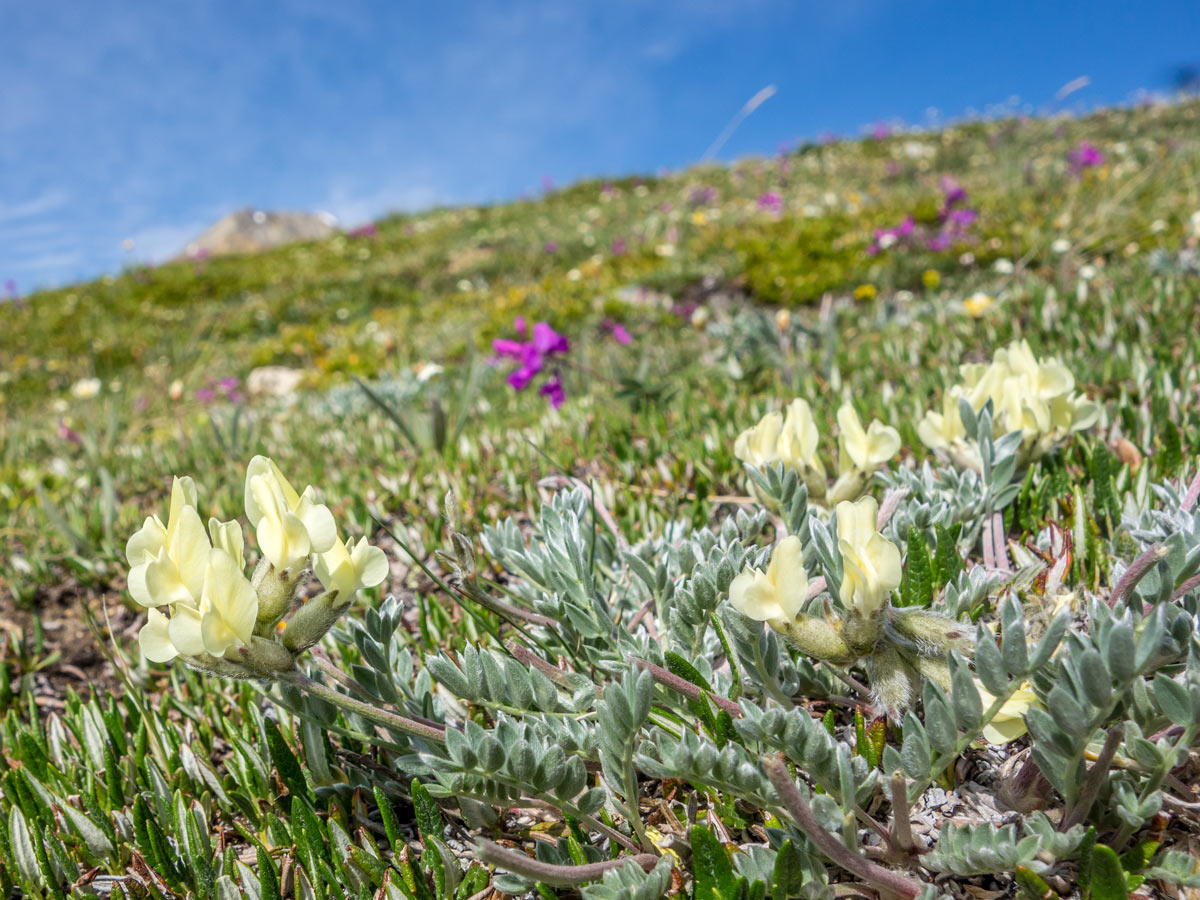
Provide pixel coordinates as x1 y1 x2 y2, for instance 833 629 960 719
373 786 403 856
411 779 443 845
933 522 962 588
1088 844 1129 900
265 721 309 801
900 528 933 607
257 845 282 900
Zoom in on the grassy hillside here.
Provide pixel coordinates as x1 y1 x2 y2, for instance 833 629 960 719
1 99 1200 899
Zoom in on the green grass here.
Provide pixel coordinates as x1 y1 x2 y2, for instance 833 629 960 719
1 97 1200 898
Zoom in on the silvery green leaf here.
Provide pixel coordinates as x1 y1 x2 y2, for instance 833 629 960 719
1029 611 1069 671
900 713 932 779
1045 686 1090 737
1001 618 1029 676
1104 620 1136 683
9 806 42 883
975 628 1009 694
950 659 982 732
1154 673 1194 726
216 875 244 900
60 803 114 859
923 686 958 756
1077 649 1112 708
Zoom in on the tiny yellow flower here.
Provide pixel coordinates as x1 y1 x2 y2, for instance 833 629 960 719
922 269 941 289
963 292 994 317
690 210 708 225
853 283 877 301
728 535 808 625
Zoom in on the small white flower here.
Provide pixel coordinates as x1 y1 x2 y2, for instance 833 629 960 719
1051 238 1071 254
992 258 1014 274
71 377 102 399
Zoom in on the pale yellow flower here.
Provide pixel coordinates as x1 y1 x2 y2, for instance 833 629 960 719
728 536 808 625
835 405 899 474
835 497 901 617
918 340 1098 466
733 411 784 469
244 456 337 571
313 536 389 603
126 476 209 610
975 680 1042 744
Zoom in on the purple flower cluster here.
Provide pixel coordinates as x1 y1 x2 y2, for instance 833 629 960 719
347 223 378 238
867 216 916 255
689 186 718 206
492 317 571 408
757 191 784 213
195 376 242 404
867 176 980 255
1068 140 1105 174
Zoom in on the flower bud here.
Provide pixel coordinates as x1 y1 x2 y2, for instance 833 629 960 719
252 559 305 629
773 615 854 664
889 609 975 657
863 646 919 720
281 591 347 653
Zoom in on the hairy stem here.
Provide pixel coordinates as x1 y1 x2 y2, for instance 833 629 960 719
763 754 922 900
282 669 447 743
1061 724 1123 830
476 839 658 886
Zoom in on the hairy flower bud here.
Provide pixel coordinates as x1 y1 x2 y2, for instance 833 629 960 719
281 592 347 653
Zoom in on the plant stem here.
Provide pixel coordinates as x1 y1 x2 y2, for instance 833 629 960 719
631 658 743 716
1061 724 1123 830
281 669 447 743
476 839 658 886
1109 543 1168 607
763 754 922 900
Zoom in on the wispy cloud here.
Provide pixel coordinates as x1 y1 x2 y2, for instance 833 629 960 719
0 188 70 223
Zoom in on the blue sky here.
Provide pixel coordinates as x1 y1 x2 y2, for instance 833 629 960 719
3 0 1198 292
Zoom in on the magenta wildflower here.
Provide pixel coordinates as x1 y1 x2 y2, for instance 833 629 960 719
57 420 82 444
1068 140 1105 173
539 375 565 409
611 238 627 256
491 318 571 407
870 122 891 140
946 208 978 227
602 319 633 345
689 186 717 205
757 191 783 212
347 223 378 238
544 240 558 253
940 176 968 210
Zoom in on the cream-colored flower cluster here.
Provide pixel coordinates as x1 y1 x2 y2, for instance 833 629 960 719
917 340 1099 468
129 456 387 677
734 400 900 505
729 496 971 718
